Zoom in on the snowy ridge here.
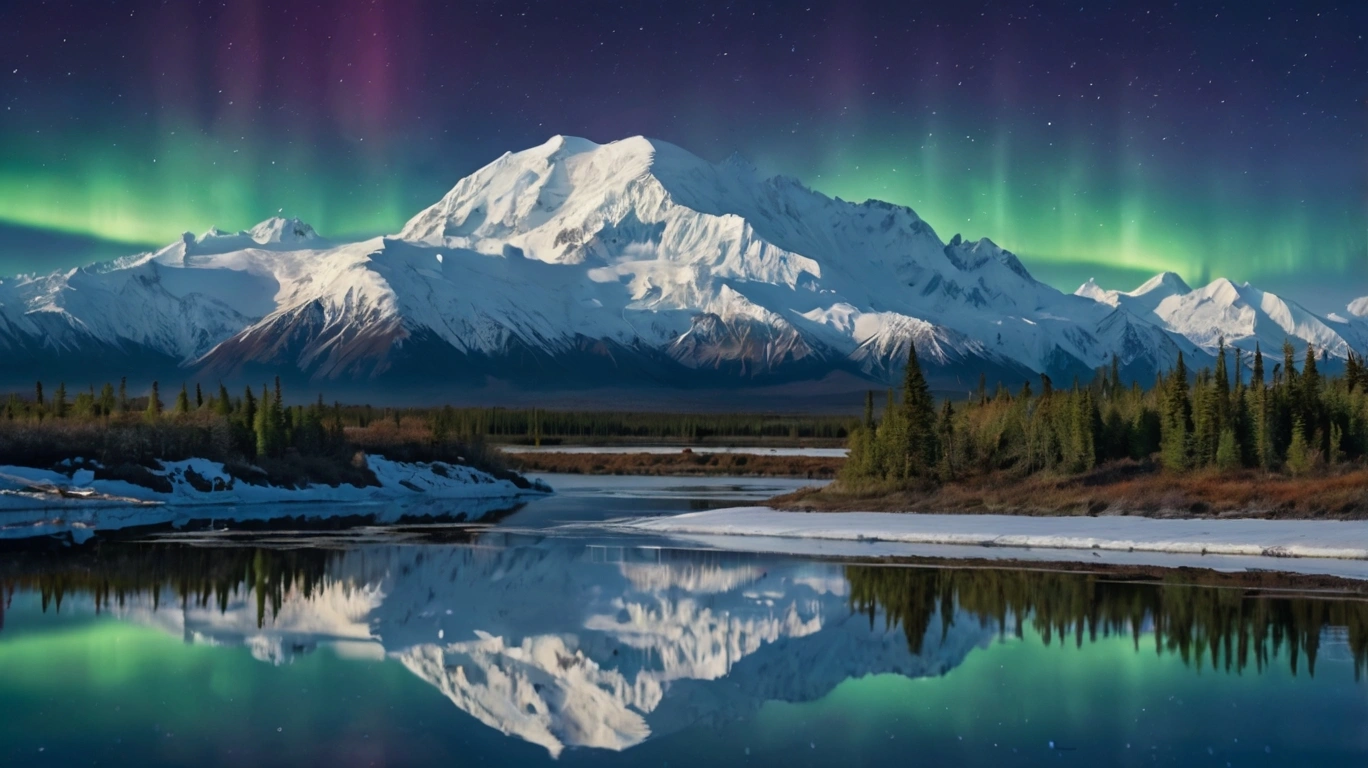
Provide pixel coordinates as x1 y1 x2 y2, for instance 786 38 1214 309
1076 272 1361 361
2 134 1354 392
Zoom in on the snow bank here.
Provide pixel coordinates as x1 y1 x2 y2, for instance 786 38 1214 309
0 458 549 540
609 508 1368 569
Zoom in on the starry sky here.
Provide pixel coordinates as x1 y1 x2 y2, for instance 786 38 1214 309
0 0 1363 307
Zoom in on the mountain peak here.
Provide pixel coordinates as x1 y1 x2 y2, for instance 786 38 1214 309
1131 271 1190 297
248 216 319 245
1075 278 1107 301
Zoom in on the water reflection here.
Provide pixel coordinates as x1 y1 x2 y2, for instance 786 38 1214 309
847 566 1368 679
3 540 1368 758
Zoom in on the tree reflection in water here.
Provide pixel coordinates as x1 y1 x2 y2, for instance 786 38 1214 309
6 541 1368 681
847 565 1368 679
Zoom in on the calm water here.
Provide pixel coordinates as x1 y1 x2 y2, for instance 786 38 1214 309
2 475 1367 767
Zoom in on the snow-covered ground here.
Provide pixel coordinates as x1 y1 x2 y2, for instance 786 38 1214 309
0 457 549 540
607 508 1368 579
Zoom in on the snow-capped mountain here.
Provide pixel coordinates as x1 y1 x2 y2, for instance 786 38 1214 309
0 134 1353 398
1076 273 1364 364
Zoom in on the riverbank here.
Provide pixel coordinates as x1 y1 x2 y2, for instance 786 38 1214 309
0 456 548 507
769 461 1368 520
507 450 842 478
607 507 1368 579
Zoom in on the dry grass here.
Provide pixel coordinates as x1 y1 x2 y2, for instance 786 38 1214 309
771 459 1368 519
509 450 843 478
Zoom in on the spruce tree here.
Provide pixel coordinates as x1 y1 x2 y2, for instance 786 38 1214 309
1252 345 1272 469
1160 353 1191 471
242 386 257 429
175 384 191 415
1302 345 1322 446
1213 339 1231 426
195 383 204 409
936 400 956 480
1215 428 1241 471
255 384 273 458
900 344 937 477
117 377 128 414
145 381 162 421
1285 415 1312 475
53 382 67 419
215 384 233 417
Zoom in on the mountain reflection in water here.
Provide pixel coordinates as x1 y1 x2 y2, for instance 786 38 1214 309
3 538 1368 758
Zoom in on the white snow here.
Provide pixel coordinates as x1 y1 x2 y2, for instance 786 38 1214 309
1076 271 1356 360
0 457 548 539
5 135 1335 385
609 508 1368 573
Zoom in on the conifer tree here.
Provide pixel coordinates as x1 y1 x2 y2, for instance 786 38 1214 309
936 400 956 480
117 377 128 414
195 383 204 409
1215 428 1241 470
1160 353 1191 471
1285 415 1312 475
215 384 233 417
242 386 257 429
900 344 937 477
53 382 67 419
175 384 191 415
145 381 162 421
1251 345 1273 469
254 384 273 457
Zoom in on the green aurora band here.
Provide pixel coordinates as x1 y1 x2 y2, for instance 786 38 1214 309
0 118 1361 293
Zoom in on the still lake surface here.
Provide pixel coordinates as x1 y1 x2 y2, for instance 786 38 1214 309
2 474 1367 767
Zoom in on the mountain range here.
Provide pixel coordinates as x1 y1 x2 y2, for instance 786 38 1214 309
2 135 1362 405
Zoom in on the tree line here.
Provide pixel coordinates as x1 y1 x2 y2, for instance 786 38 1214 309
844 339 1368 486
1 377 347 462
1 381 850 446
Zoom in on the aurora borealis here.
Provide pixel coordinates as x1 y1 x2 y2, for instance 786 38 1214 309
0 0 1362 304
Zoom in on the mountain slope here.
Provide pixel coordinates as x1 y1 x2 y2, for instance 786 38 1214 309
1 136 1346 398
1077 273 1359 363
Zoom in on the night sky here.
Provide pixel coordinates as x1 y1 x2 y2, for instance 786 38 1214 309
1 0 1363 306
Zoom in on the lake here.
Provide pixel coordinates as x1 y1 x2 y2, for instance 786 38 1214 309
2 474 1367 766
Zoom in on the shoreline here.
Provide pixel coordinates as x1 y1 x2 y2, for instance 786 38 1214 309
768 462 1368 520
0 457 550 542
605 507 1368 579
